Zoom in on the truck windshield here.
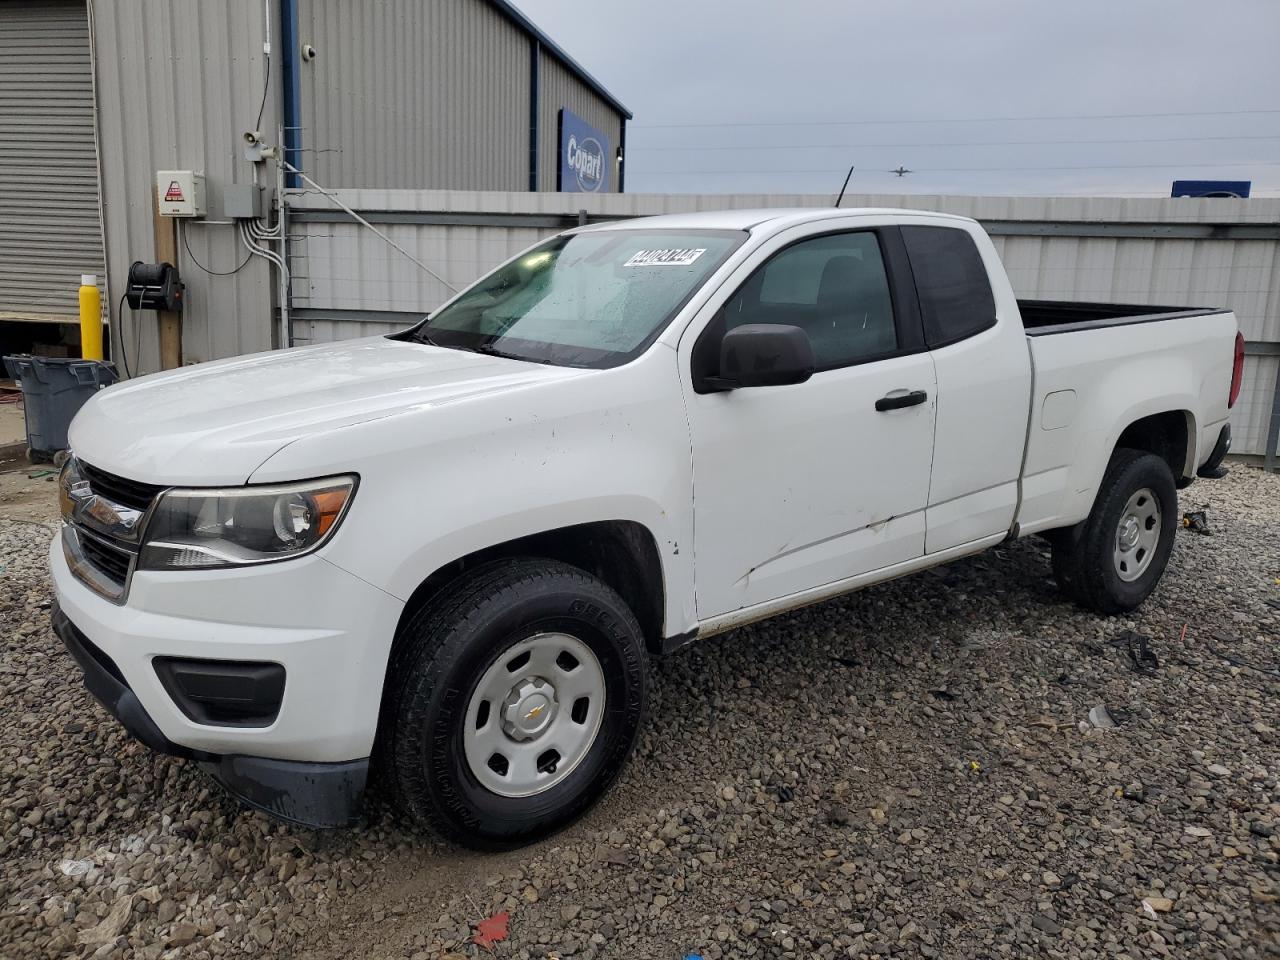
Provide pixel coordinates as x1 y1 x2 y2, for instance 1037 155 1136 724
406 229 746 368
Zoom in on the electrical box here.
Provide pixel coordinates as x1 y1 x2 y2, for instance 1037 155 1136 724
222 183 267 220
156 170 206 218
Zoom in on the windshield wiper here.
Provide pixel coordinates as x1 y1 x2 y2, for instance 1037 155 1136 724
468 340 516 359
408 326 519 360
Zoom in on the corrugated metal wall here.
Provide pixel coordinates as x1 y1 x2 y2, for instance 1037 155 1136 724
86 0 627 374
0 0 104 320
287 189 1280 457
537 55 623 192
298 0 531 190
91 0 278 372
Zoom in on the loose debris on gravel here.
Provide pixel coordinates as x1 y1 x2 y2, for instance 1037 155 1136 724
1 466 1278 960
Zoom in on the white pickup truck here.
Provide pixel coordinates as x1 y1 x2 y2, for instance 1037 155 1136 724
51 208 1244 847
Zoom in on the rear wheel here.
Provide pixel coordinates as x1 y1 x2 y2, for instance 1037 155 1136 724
1049 448 1178 614
383 559 648 849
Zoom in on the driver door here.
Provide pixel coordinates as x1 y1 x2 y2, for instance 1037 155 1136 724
679 225 937 620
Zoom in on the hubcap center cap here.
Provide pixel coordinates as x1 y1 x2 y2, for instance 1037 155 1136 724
503 678 557 740
1118 516 1140 551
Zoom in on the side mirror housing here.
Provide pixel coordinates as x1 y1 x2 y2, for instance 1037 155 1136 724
704 323 815 391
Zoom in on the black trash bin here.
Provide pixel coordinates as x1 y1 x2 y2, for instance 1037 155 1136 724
3 356 118 462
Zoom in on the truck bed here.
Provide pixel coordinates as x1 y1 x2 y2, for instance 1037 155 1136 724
1018 299 1222 335
1016 303 1237 536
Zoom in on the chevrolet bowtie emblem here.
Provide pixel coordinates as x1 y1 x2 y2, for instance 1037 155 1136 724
524 704 545 721
87 496 125 527
68 482 144 540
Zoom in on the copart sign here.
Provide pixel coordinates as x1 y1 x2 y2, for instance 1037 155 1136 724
559 109 611 193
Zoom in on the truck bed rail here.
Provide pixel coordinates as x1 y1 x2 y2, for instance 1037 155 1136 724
1019 299 1224 336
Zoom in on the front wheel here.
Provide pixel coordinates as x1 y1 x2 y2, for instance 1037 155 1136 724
1050 448 1178 614
383 559 649 849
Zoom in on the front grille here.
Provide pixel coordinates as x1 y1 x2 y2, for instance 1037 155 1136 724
78 532 132 586
79 461 165 514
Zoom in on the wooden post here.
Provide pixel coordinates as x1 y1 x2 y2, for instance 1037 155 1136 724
152 193 182 369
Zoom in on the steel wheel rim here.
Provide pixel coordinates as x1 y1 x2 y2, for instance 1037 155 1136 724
1113 487 1161 582
462 632 606 798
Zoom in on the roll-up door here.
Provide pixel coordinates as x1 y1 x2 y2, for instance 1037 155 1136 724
0 0 104 321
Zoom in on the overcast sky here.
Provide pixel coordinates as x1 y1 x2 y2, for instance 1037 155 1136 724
517 0 1280 198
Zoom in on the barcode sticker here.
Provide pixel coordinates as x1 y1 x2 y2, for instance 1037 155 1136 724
624 248 707 267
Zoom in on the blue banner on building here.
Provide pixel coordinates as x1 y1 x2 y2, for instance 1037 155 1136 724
1171 180 1251 198
559 108 610 193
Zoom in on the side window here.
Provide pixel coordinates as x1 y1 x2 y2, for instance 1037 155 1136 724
721 231 898 370
900 225 996 348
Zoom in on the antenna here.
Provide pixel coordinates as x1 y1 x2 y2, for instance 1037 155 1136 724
834 165 854 207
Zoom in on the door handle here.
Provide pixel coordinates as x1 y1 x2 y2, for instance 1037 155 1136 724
875 389 928 412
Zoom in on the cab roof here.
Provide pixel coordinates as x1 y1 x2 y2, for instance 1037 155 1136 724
579 207 977 234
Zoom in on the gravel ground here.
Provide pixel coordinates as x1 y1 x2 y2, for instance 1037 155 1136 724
1 466 1277 960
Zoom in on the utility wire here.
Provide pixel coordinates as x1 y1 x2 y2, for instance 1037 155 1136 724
636 160 1280 176
280 160 459 293
631 107 1280 129
629 134 1280 152
181 220 254 276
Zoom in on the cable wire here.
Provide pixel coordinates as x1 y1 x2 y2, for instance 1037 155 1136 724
115 293 131 380
254 49 270 134
181 220 254 276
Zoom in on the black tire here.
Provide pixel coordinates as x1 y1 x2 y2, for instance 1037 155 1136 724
382 558 648 849
1049 448 1178 614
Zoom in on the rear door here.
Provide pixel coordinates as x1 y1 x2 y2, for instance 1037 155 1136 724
899 223 1031 552
679 223 938 619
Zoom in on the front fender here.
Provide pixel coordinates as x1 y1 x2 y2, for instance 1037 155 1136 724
250 356 697 639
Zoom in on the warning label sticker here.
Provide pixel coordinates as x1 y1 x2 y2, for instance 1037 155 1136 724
624 248 707 267
164 180 185 202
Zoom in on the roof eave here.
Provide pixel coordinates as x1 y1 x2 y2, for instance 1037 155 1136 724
486 0 633 120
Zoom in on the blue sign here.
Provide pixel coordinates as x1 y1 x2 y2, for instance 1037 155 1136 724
1171 180 1251 198
559 108 610 193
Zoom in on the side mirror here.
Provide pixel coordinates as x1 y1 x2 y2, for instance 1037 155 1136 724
706 323 814 391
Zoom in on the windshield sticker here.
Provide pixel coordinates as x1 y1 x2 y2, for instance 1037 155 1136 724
624 248 707 267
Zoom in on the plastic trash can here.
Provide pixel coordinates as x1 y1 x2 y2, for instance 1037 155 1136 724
3 355 118 462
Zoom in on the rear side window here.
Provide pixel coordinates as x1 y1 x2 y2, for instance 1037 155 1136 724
900 225 996 348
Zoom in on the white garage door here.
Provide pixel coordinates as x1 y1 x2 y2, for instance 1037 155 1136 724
0 0 104 320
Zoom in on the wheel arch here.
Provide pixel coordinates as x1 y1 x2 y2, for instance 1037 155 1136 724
1036 403 1197 535
389 519 668 664
1113 408 1196 482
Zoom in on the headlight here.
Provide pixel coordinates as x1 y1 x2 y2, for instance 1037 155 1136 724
138 476 357 570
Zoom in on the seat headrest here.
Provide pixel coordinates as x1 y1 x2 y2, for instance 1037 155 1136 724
816 255 861 308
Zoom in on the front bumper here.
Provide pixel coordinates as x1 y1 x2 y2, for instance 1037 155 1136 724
50 536 404 827
52 606 367 827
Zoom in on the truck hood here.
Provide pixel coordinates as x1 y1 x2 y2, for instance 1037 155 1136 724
69 337 585 485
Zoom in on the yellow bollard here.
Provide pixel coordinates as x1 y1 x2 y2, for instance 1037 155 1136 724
79 274 103 361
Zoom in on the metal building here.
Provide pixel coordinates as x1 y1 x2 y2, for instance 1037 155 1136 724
298 0 629 192
0 0 629 367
